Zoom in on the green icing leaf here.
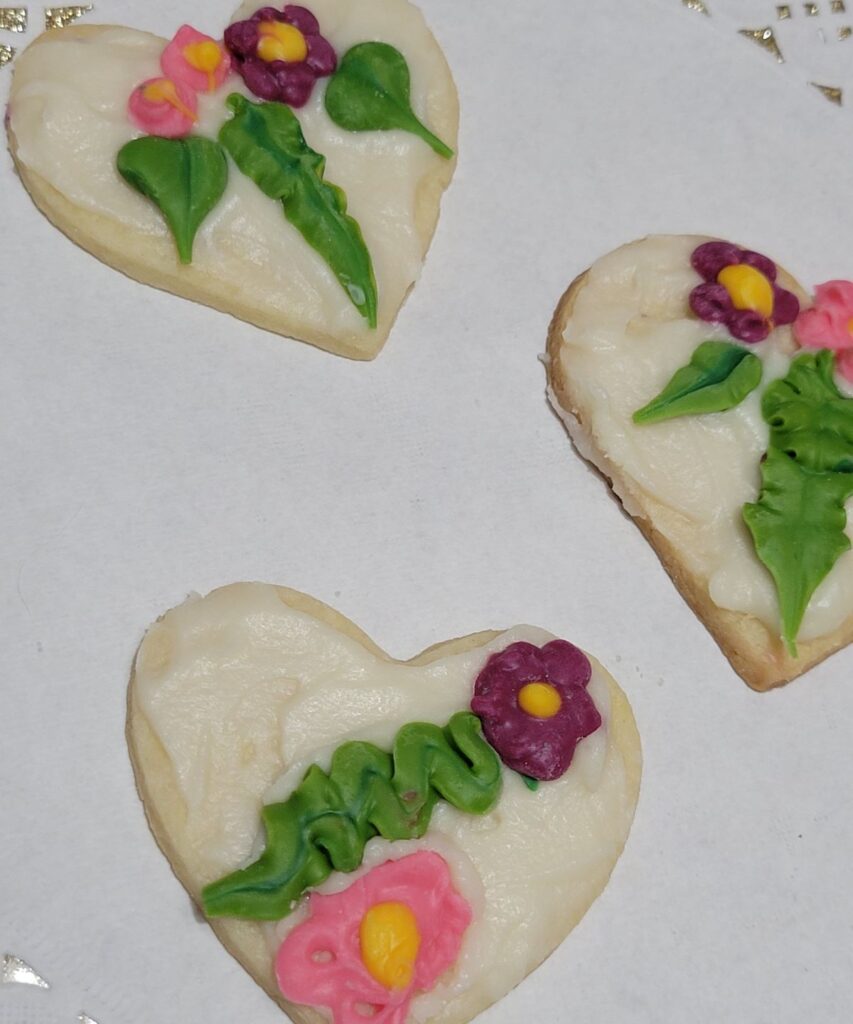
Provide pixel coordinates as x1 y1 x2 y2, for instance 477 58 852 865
201 712 501 920
633 341 762 425
762 350 853 474
117 136 228 265
521 774 539 791
744 448 853 655
219 94 377 327
324 42 454 159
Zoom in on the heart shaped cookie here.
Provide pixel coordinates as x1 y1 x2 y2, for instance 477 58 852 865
546 235 853 690
7 0 458 359
128 584 641 1024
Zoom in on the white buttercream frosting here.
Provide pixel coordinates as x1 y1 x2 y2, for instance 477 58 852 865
554 235 853 640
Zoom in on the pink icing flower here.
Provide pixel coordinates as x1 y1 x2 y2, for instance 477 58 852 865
127 77 198 138
161 25 232 94
689 240 800 344
276 851 471 1024
794 281 853 383
224 5 336 108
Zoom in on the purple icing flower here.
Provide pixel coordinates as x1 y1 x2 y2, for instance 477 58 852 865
470 640 602 782
689 240 800 344
224 5 336 108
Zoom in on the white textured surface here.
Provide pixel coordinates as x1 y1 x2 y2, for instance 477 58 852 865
1 1 852 1024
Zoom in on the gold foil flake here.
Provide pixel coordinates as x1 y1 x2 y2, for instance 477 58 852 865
839 23 852 35
681 0 709 13
811 81 843 102
831 0 846 11
44 3 92 29
79 1014 100 1023
1 954 50 988
0 7 27 31
777 4 791 16
804 2 819 13
739 26 785 61
0 41 14 64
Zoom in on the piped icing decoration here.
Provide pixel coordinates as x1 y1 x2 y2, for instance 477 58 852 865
794 281 853 383
360 902 420 990
517 680 562 718
201 712 500 920
218 94 377 326
275 852 470 1024
117 136 229 264
128 77 197 138
224 5 336 108
633 340 763 424
689 241 800 343
161 25 232 94
471 641 601 782
744 350 853 654
324 42 454 158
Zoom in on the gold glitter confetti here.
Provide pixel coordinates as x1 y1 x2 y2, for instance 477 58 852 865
831 0 846 10
777 4 791 16
0 41 14 64
804 2 819 13
681 0 709 13
1 954 50 988
811 81 843 103
739 26 784 61
839 23 852 35
0 7 27 31
44 4 92 29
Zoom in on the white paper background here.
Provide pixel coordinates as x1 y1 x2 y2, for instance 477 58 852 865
2 1 852 1022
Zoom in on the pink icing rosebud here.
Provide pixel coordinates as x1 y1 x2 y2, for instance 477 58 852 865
128 77 198 138
794 280 853 383
161 25 232 94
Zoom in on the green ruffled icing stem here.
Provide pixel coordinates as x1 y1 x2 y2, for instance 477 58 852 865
201 712 502 920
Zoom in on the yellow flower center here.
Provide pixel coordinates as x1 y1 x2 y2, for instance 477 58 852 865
182 40 222 91
141 78 196 122
847 317 853 335
257 21 308 64
717 264 774 319
359 901 420 991
518 681 562 719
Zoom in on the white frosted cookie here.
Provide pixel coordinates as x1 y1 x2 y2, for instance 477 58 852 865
7 0 458 359
547 235 853 690
128 583 641 1024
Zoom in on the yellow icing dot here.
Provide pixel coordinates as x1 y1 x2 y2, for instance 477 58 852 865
182 40 221 91
359 902 421 991
518 682 562 719
257 21 308 63
141 78 196 121
183 40 222 73
717 264 774 319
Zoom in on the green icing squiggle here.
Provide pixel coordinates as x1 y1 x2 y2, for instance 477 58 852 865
201 712 502 921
